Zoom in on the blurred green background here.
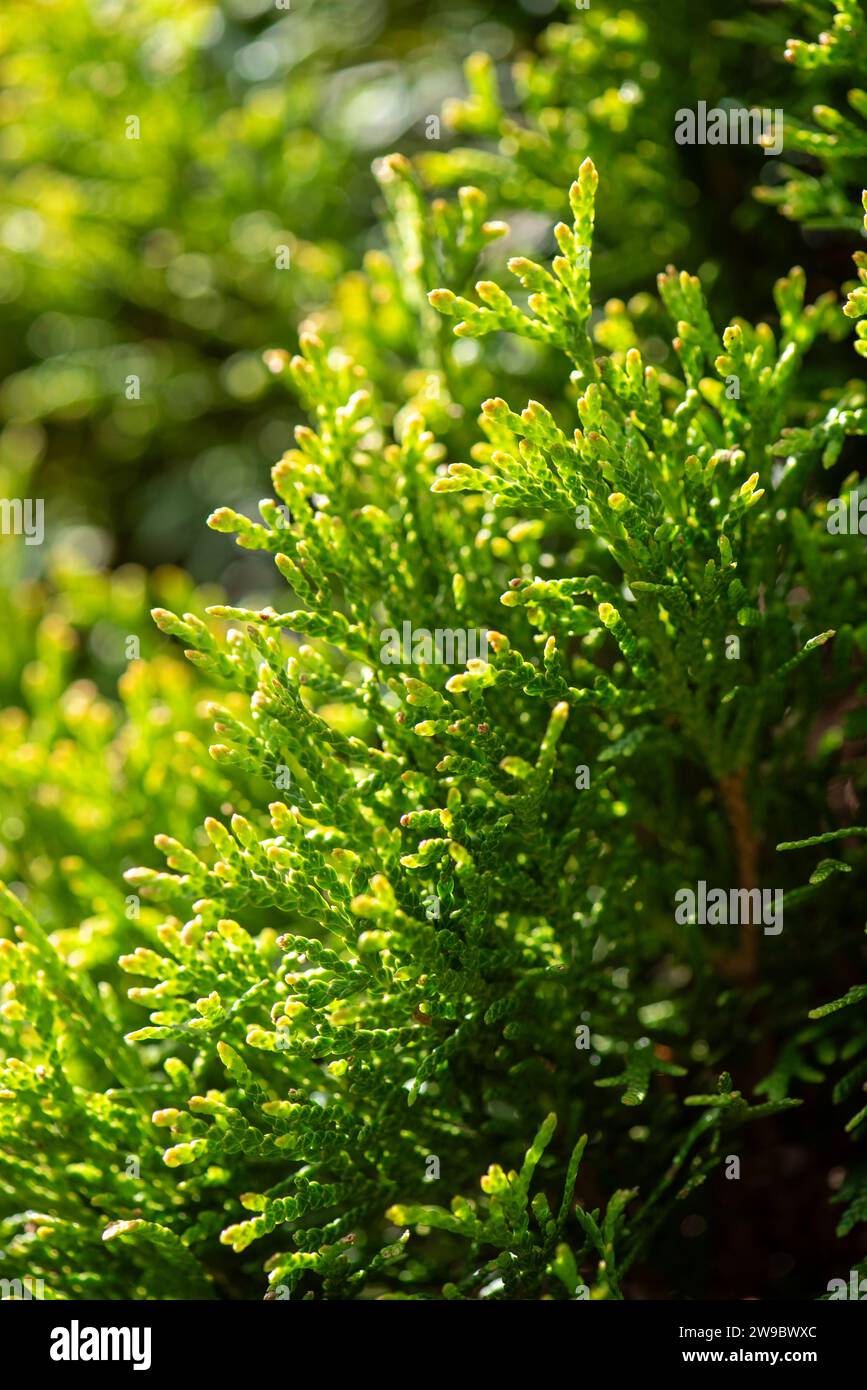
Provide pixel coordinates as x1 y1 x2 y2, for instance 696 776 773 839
0 0 553 581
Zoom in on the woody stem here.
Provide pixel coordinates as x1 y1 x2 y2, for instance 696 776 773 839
718 769 759 981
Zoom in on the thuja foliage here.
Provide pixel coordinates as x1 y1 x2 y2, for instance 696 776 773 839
309 1 775 424
723 0 867 233
4 16 867 1304
4 134 867 1297
0 561 234 947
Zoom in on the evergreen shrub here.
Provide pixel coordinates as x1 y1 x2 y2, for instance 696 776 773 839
1 0 866 1301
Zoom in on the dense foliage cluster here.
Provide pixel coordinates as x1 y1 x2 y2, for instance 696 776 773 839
1 0 866 1300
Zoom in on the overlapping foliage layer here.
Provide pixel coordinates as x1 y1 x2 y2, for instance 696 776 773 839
1 0 866 1300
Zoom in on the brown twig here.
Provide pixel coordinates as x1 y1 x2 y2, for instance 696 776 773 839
718 769 759 983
